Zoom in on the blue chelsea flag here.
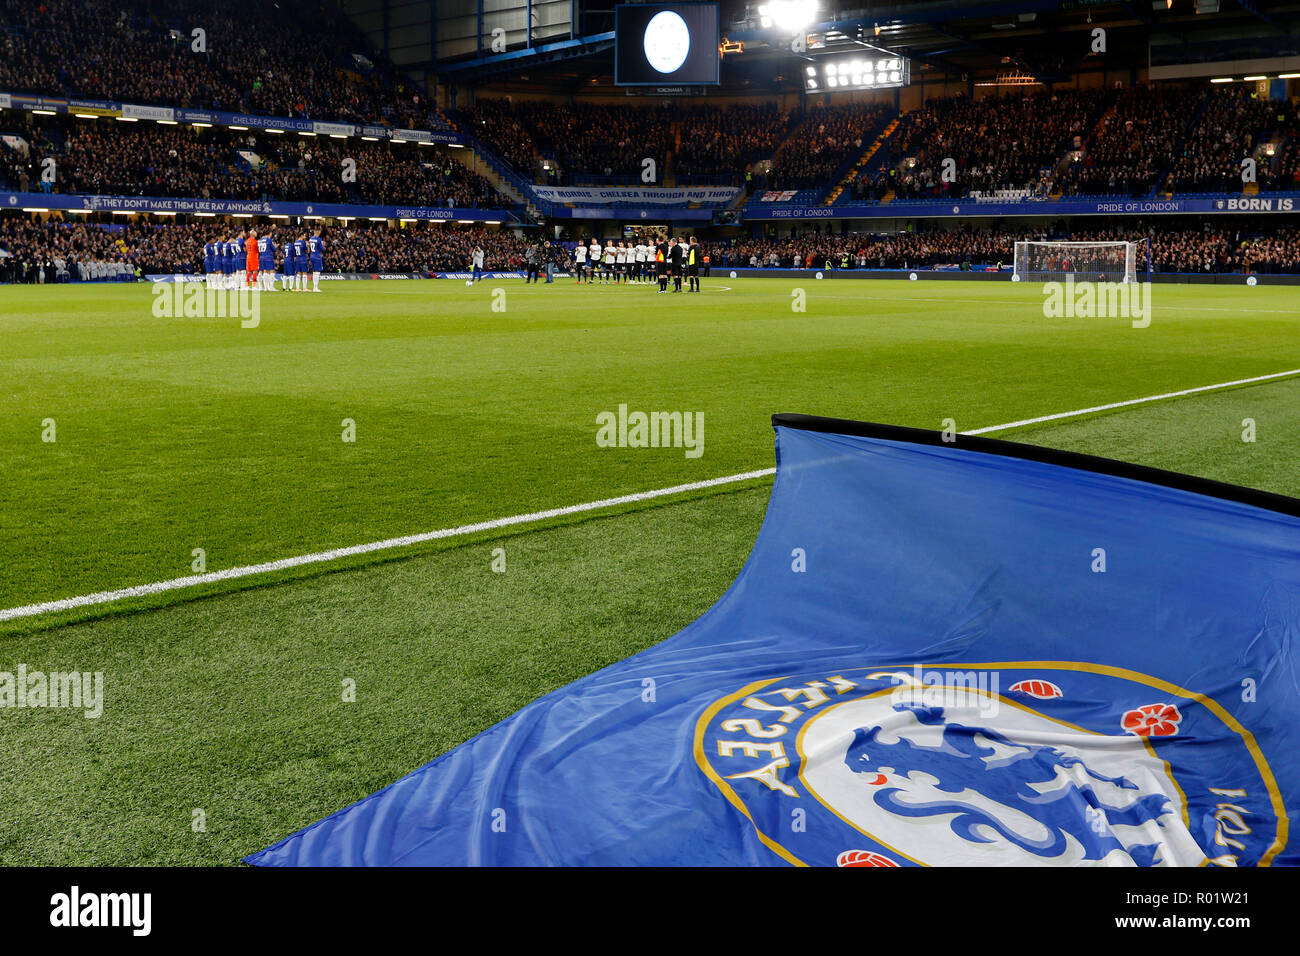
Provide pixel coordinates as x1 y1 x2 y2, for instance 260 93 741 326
248 415 1299 866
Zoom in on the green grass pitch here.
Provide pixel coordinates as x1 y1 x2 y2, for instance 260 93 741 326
1 277 1297 864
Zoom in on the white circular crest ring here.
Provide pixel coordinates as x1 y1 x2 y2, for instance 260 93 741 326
644 11 691 74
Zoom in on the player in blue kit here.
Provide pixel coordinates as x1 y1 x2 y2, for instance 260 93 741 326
212 235 224 288
203 238 216 288
281 235 296 291
232 230 247 290
228 234 242 289
293 234 310 291
258 230 277 291
219 235 232 289
307 228 324 292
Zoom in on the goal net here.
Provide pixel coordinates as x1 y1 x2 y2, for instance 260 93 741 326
1013 240 1147 283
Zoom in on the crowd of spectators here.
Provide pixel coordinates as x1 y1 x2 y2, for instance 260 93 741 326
529 101 675 183
852 90 1105 201
0 217 150 281
0 217 538 279
0 0 440 130
708 229 1018 269
0 115 512 207
457 99 803 185
1271 108 1300 192
453 99 538 176
843 85 1300 202
458 86 1300 199
703 223 1300 274
8 77 1298 208
5 0 1299 208
5 217 1297 282
1056 86 1200 197
454 99 677 184
460 98 890 188
757 103 893 191
1170 87 1298 194
673 103 797 182
325 223 531 273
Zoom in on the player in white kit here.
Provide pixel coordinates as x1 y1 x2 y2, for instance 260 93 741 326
634 242 648 283
574 239 588 284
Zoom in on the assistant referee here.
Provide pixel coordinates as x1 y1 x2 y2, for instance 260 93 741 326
687 236 701 292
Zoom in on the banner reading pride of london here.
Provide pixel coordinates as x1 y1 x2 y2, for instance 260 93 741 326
249 416 1298 866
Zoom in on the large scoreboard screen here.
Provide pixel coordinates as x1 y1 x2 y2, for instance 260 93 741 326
615 4 720 86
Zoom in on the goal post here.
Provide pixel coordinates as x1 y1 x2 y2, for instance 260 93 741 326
1013 240 1149 283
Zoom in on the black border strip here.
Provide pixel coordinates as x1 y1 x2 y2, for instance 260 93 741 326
772 413 1300 519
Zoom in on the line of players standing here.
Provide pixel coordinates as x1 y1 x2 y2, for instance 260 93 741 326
572 235 704 293
202 227 326 292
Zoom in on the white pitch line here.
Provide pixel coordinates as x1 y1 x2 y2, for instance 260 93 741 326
0 470 776 622
826 294 1297 314
960 368 1300 435
5 367 1299 623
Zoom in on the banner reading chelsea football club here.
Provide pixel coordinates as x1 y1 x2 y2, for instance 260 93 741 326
248 416 1299 867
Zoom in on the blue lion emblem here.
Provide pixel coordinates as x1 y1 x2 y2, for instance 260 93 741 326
845 704 1174 865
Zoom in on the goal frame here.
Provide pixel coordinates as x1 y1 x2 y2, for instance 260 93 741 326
1013 239 1150 283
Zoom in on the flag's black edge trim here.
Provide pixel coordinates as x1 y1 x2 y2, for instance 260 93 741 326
772 413 1300 519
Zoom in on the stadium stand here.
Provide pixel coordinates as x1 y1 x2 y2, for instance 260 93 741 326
1170 86 1295 194
0 0 441 128
1055 85 1201 198
0 218 534 280
844 85 1300 202
4 216 1297 281
1 3 1298 279
0 114 509 207
706 223 1300 274
854 89 1107 201
673 103 798 184
754 102 893 192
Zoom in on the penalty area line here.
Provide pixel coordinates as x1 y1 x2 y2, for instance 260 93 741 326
5 367 1298 623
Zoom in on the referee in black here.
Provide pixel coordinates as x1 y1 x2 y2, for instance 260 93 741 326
668 236 684 293
687 236 701 292
655 234 670 293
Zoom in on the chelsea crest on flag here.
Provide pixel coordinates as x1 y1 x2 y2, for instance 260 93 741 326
248 415 1298 867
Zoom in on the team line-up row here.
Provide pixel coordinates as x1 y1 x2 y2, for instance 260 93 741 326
203 228 326 292
514 236 706 293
